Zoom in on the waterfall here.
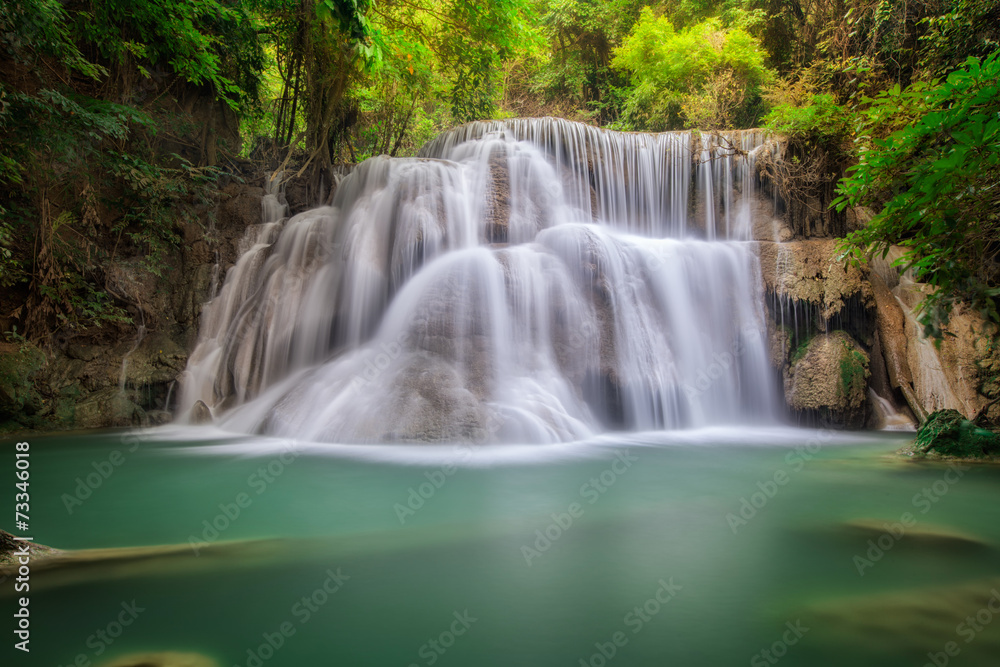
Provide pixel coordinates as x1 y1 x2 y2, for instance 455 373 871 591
868 389 916 431
179 118 779 444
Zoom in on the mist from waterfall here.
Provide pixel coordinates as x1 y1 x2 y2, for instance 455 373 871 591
179 118 779 443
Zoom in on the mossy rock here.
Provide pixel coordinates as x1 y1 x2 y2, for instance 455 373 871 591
783 331 870 426
916 409 1000 457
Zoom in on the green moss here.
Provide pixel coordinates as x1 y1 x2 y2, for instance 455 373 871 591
791 334 812 365
838 342 868 399
916 409 1000 458
54 384 81 423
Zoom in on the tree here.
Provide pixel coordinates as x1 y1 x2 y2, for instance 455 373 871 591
836 51 1000 339
0 0 265 337
613 8 773 130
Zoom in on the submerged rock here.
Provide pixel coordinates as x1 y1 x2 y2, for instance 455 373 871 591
99 652 218 667
915 409 1000 458
801 578 1000 664
838 519 991 552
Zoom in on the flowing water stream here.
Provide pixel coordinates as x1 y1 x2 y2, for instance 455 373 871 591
179 119 777 443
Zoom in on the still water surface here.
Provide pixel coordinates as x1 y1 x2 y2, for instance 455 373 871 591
3 427 999 667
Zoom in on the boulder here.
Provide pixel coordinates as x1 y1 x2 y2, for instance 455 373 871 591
915 409 1000 458
802 577 1000 660
784 331 870 427
190 400 213 425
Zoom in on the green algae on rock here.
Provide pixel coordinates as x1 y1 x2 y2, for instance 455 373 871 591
915 409 1000 458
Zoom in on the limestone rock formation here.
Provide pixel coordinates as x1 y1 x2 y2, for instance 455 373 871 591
756 239 874 325
784 331 870 427
74 388 146 429
0 176 268 433
867 246 1000 424
869 272 925 422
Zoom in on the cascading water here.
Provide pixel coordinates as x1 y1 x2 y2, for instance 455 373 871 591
178 118 779 443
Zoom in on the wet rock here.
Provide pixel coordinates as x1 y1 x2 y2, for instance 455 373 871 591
485 150 510 243
784 331 870 427
0 529 58 566
756 239 874 325
869 272 925 422
105 259 174 327
382 357 491 443
190 400 213 425
894 297 1000 422
748 195 794 242
867 244 1000 422
220 184 264 230
284 178 310 214
45 356 86 393
915 409 1000 458
122 331 188 387
173 263 216 344
146 409 173 425
765 318 791 371
74 388 146 429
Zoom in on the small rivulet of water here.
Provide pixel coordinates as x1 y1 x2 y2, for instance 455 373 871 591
178 118 780 443
119 323 147 392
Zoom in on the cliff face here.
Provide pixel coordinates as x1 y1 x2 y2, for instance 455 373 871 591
751 188 999 429
0 179 267 433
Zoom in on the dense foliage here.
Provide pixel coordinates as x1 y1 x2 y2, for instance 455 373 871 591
836 53 1000 338
613 9 773 129
1 0 998 343
0 0 262 336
